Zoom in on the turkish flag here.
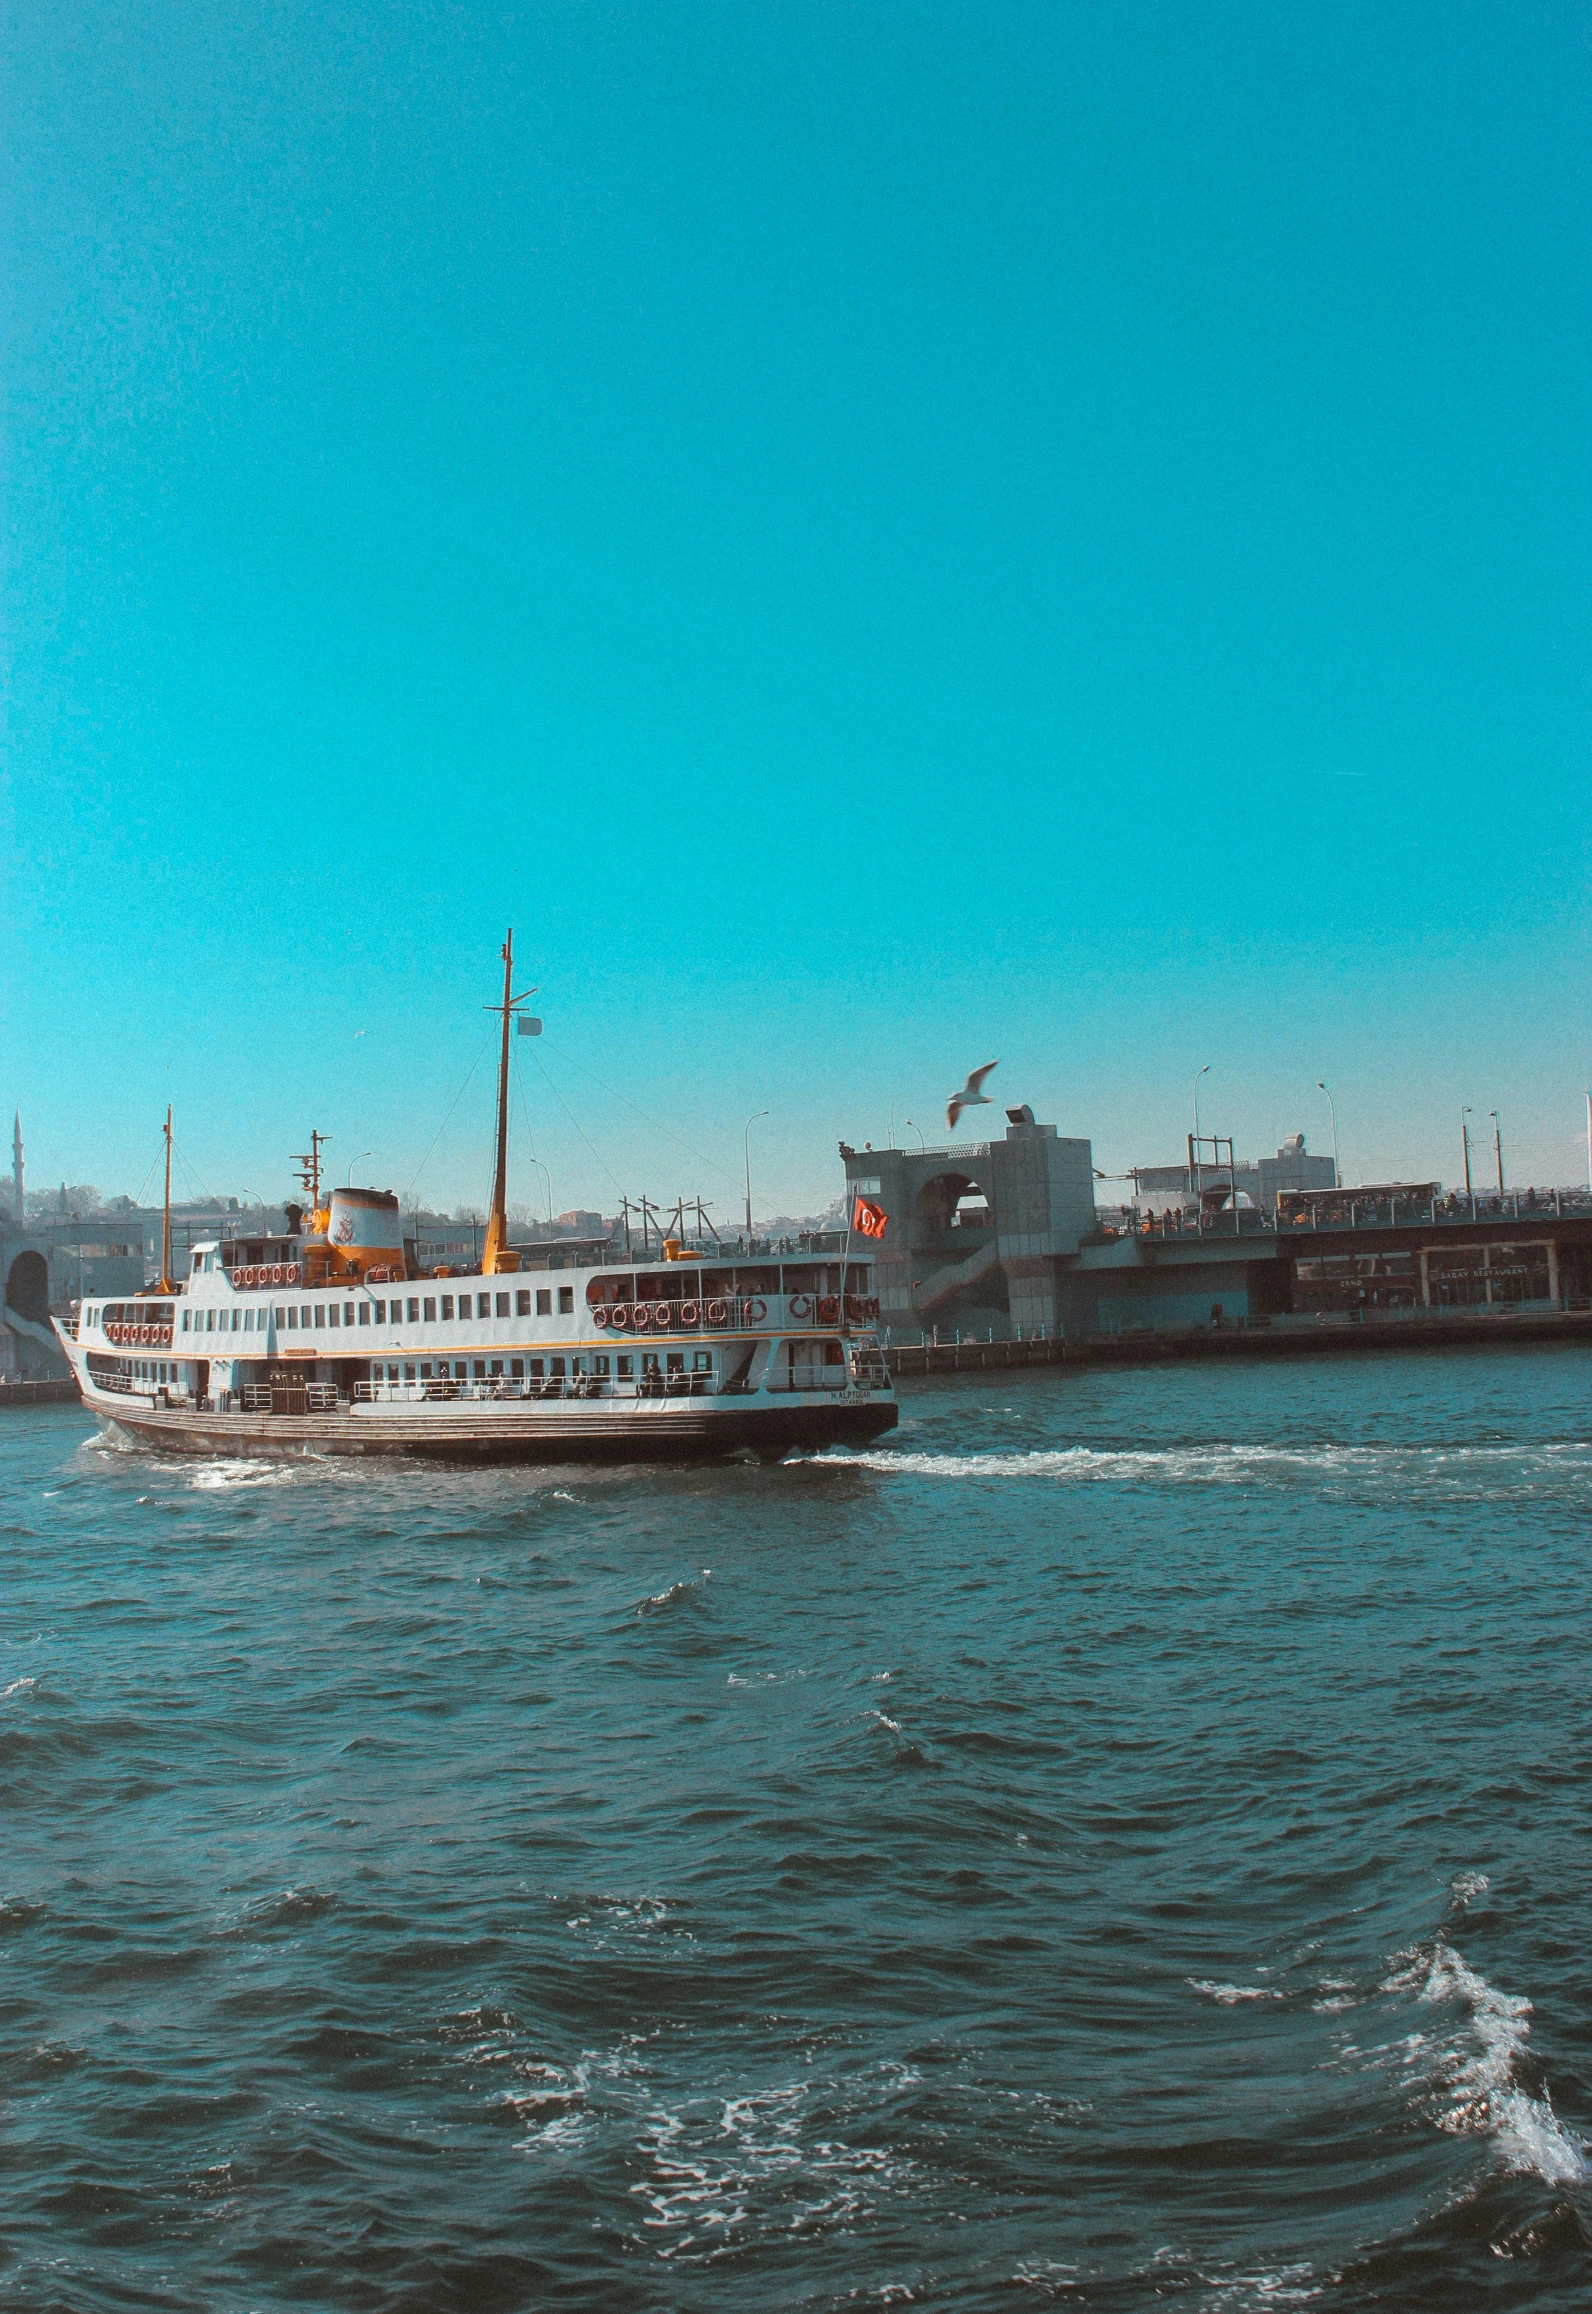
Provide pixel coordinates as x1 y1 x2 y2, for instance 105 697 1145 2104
853 1196 888 1238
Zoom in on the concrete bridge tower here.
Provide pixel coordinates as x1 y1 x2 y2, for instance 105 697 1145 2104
11 1113 21 1224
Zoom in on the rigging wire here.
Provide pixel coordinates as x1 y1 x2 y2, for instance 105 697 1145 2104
529 1049 627 1200
533 1033 739 1185
404 1028 495 1207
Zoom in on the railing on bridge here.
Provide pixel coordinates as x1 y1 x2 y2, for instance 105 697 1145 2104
1116 1186 1592 1243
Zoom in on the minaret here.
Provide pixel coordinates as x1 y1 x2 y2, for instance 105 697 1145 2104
11 1112 22 1224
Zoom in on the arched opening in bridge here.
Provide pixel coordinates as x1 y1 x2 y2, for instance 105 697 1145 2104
5 1251 48 1322
913 1173 994 1235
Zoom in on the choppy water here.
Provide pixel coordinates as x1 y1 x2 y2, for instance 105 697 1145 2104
3 1345 1591 2312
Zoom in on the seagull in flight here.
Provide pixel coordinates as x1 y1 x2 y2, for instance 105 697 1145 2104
947 1061 999 1130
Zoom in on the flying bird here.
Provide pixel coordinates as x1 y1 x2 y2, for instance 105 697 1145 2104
947 1061 1000 1130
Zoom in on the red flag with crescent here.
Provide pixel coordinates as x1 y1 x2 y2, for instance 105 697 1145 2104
853 1196 888 1238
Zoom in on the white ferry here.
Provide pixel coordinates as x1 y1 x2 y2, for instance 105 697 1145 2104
55 938 898 1464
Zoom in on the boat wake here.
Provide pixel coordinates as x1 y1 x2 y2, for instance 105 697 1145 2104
803 1440 1592 1499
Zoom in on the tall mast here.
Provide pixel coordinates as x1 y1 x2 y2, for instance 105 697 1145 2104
159 1106 174 1292
482 930 537 1276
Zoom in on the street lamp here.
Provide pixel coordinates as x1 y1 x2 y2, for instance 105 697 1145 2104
345 1151 372 1186
1193 1063 1210 1144
1315 1082 1340 1188
904 1119 926 1152
1489 1110 1504 1194
743 1111 769 1241
1461 1106 1473 1196
527 1156 553 1224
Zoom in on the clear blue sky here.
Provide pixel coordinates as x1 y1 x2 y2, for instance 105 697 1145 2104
5 2 1588 1217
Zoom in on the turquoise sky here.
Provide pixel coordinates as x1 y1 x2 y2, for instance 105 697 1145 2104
5 3 1589 1218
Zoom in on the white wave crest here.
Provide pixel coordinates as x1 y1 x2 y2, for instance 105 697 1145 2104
1417 1943 1588 2185
803 1441 1592 1494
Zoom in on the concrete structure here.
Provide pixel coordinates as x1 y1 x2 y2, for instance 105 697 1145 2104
842 1108 1096 1339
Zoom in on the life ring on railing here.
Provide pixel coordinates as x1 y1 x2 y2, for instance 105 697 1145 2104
610 1303 631 1329
653 1302 673 1329
679 1301 699 1327
284 1263 300 1286
632 1303 651 1330
161 1328 172 1346
788 1293 813 1319
271 1264 285 1286
706 1298 727 1325
592 1305 610 1328
817 1296 839 1324
744 1297 767 1325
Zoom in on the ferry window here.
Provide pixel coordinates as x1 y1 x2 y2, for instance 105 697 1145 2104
528 1359 544 1378
457 1299 470 1322
181 1311 190 1333
403 1363 416 1381
595 1355 610 1377
274 1305 285 1325
666 1353 684 1375
692 1352 712 1373
419 1363 433 1379
489 1359 503 1376
536 1290 551 1316
206 1309 216 1332
441 1296 454 1320
314 1305 326 1327
550 1358 565 1378
407 1298 420 1323
358 1303 370 1325
423 1297 436 1322
571 1358 583 1376
495 1293 510 1318
509 1358 523 1378
642 1353 659 1375
287 1308 298 1329
476 1293 490 1318
328 1306 340 1328
472 1360 486 1379
373 1299 385 1323
243 1310 252 1332
516 1290 531 1316
344 1302 355 1326
558 1288 574 1314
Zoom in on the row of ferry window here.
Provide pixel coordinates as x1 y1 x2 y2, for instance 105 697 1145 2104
178 1287 578 1335
372 1352 715 1380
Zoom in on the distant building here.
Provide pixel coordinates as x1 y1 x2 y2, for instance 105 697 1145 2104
1256 1133 1336 1207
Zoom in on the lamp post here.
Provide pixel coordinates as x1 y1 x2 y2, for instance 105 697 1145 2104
1316 1082 1340 1188
743 1111 769 1242
344 1151 372 1187
1461 1106 1473 1196
1193 1063 1210 1143
527 1157 553 1225
1490 1111 1504 1194
904 1119 926 1152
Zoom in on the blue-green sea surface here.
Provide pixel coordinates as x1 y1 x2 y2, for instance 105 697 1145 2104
3 1345 1590 2311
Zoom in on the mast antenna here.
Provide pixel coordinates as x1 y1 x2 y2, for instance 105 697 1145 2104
482 929 538 1275
157 1107 174 1292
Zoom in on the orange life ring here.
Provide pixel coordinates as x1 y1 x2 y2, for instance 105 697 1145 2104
632 1303 651 1330
788 1293 813 1319
653 1301 673 1329
706 1298 727 1324
610 1303 631 1329
285 1263 300 1286
592 1305 610 1328
161 1328 172 1347
679 1300 699 1327
817 1296 839 1324
744 1297 767 1324
271 1264 285 1286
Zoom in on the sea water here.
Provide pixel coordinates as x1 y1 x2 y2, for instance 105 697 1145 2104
2 1345 1589 2311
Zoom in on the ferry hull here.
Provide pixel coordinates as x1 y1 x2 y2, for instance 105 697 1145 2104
84 1390 897 1464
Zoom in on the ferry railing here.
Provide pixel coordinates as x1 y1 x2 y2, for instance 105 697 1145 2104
351 1374 722 1406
